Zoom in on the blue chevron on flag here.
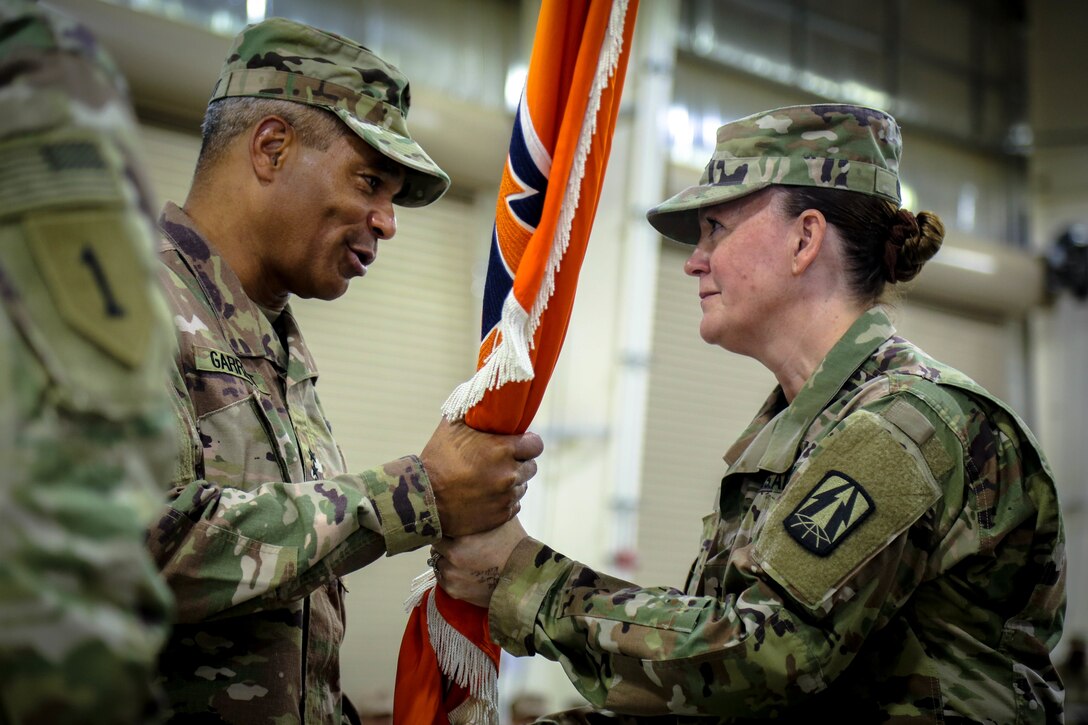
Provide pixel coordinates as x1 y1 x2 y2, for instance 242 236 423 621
481 93 551 337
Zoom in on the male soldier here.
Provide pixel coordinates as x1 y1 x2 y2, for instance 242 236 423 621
0 0 175 722
147 17 543 723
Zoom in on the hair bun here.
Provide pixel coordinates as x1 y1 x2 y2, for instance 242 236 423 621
885 209 944 283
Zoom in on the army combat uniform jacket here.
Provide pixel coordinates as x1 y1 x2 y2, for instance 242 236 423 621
0 2 175 722
149 203 442 723
491 308 1065 723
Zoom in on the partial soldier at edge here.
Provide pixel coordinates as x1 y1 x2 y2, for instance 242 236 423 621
0 0 176 722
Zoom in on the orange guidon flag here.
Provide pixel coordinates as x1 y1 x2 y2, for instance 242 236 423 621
392 0 638 722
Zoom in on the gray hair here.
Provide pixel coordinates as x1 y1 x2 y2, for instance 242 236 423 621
194 97 347 178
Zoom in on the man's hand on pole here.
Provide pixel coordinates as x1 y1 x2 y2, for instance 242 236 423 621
421 419 543 537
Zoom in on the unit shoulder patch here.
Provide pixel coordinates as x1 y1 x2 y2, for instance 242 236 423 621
785 470 874 556
754 409 942 610
24 209 152 368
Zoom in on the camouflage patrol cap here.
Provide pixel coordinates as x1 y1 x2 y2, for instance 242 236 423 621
211 17 449 207
647 104 903 244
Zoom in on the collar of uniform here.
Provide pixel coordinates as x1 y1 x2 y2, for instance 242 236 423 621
725 403 790 475
724 387 788 470
159 202 296 373
274 306 320 386
754 306 896 474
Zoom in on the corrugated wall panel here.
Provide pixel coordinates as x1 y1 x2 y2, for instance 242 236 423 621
293 197 480 705
637 242 775 587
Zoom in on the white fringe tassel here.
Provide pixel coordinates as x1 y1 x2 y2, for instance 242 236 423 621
427 593 499 724
441 296 533 420
528 0 630 331
441 0 631 423
448 696 496 725
404 568 437 612
404 574 499 724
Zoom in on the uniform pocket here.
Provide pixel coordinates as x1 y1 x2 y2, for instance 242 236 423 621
197 394 287 490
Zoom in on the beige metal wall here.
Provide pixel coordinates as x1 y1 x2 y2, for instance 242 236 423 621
139 125 200 212
294 195 487 704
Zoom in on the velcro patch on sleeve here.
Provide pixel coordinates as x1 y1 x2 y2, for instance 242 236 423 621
0 133 123 218
754 409 942 610
882 397 954 480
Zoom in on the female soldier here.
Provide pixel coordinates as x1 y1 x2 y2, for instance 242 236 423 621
435 104 1066 723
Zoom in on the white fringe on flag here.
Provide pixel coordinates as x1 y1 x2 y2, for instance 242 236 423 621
441 296 533 420
441 0 631 422
448 695 496 725
404 568 438 612
426 592 498 725
405 574 499 725
528 0 629 330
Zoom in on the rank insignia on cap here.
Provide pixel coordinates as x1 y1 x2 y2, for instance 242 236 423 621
785 470 875 556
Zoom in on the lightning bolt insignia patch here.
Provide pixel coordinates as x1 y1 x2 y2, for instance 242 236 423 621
785 470 875 556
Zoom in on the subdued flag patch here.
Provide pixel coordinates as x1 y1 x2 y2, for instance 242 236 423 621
785 471 874 556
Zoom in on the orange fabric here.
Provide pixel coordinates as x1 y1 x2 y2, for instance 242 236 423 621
393 1 637 721
393 593 445 725
394 587 501 724
465 0 635 436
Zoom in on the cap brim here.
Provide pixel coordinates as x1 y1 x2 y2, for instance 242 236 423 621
333 108 451 208
646 180 771 244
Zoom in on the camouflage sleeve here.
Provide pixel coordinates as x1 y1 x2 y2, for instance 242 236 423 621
147 358 441 624
0 304 174 725
0 2 175 722
489 401 960 717
490 537 834 715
